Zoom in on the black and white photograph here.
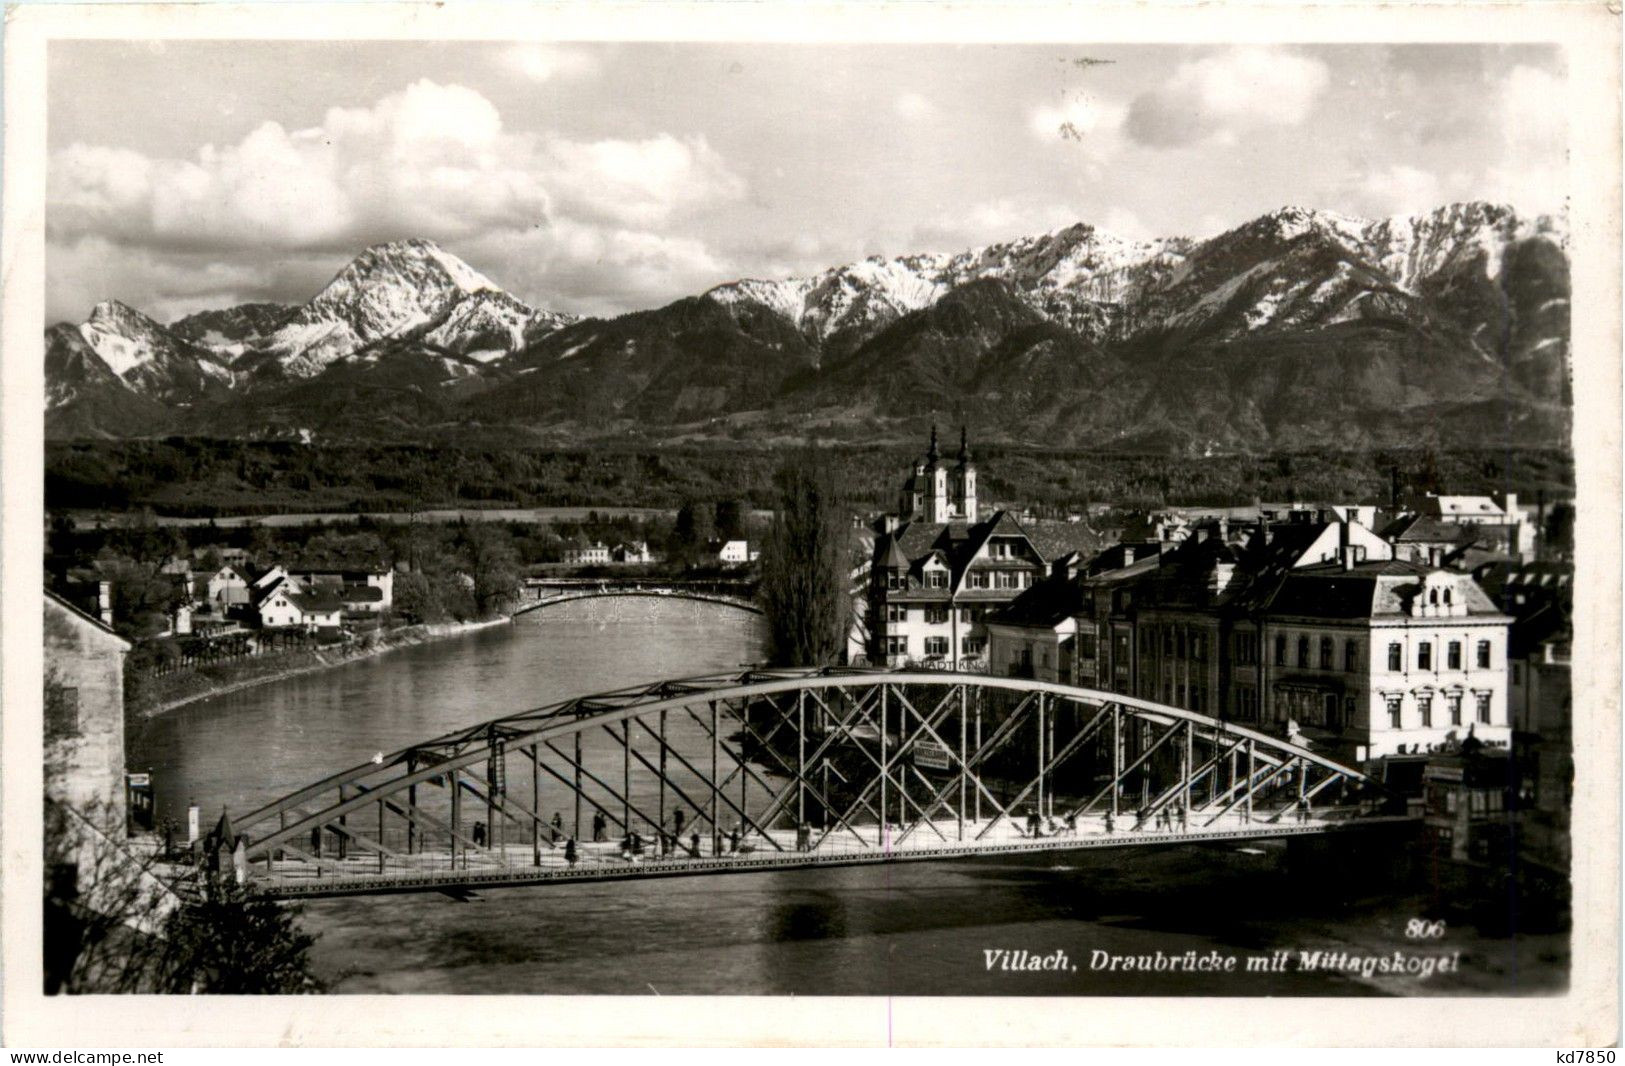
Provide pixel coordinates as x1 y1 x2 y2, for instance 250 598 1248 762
3 0 1619 1049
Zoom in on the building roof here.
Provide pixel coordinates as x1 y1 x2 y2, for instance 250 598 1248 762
341 585 385 603
988 574 1087 629
1252 560 1503 620
1381 514 1474 544
44 588 130 647
289 591 346 614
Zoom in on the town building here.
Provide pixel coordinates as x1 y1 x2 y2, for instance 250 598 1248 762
289 565 394 610
718 540 758 566
984 511 1513 765
868 432 1100 669
1475 559 1573 874
611 541 654 564
563 540 611 566
45 590 131 829
205 564 252 609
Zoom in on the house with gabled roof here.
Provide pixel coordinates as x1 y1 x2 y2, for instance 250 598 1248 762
867 439 1101 667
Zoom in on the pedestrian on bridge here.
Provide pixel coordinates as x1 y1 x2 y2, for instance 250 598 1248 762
1064 812 1078 836
592 810 607 843
689 831 701 858
729 828 741 854
1177 808 1188 832
550 812 563 843
1104 811 1115 834
673 808 686 836
796 823 811 852
564 838 578 865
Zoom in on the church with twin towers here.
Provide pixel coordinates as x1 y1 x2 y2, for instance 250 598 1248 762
898 425 978 524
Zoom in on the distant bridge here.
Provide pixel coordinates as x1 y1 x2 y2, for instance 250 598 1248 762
209 669 1410 899
513 578 760 616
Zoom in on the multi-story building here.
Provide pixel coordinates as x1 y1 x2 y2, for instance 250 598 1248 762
45 589 131 829
868 431 1097 668
982 512 1512 766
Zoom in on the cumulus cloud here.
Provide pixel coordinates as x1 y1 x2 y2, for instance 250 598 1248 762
1125 48 1330 148
49 79 746 251
47 79 749 318
540 133 746 228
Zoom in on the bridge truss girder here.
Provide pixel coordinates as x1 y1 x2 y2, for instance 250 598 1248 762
228 669 1382 890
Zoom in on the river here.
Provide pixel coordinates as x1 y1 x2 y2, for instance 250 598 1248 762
128 598 1567 996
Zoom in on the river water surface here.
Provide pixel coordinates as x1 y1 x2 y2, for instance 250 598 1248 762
129 599 1566 996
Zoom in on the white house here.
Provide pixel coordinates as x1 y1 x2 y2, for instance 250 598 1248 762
719 540 758 565
206 565 251 608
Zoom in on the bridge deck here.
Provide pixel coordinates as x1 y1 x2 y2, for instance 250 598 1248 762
242 808 1413 899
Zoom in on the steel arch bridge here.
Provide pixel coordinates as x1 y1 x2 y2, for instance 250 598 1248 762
512 588 761 617
220 669 1408 899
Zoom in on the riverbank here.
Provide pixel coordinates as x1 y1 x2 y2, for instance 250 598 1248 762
144 617 511 715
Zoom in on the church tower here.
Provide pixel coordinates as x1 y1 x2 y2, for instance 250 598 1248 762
925 426 952 523
952 426 977 522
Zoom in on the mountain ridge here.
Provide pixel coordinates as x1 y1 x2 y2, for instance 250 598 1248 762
45 201 1571 452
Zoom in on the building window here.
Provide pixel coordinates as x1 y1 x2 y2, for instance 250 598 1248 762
1193 634 1206 661
1388 643 1402 671
47 685 79 738
1324 693 1339 728
924 636 949 657
1447 693 1462 726
1418 642 1432 671
996 571 1016 589
1298 636 1311 668
1476 692 1492 725
1275 634 1288 665
886 605 907 623
1477 641 1492 669
1078 632 1098 659
928 571 947 589
1447 641 1462 670
1417 692 1433 728
924 607 948 625
1386 696 1403 729
1319 637 1334 670
1344 640 1358 673
1345 695 1358 726
886 636 908 656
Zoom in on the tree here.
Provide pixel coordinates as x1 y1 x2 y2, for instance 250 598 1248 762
1542 502 1575 560
673 501 716 558
757 448 854 667
458 524 521 616
715 498 748 542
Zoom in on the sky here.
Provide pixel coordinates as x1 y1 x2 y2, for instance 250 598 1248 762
46 41 1566 324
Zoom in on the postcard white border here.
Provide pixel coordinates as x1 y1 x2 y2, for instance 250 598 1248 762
2 0 1618 1047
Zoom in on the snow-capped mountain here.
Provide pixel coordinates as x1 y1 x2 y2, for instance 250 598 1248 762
249 239 571 377
58 300 234 404
44 239 577 426
708 202 1564 360
45 202 1570 450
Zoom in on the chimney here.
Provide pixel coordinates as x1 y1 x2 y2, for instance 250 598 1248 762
1341 545 1357 571
1428 546 1443 568
1122 546 1136 566
1217 516 1230 542
96 581 113 627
